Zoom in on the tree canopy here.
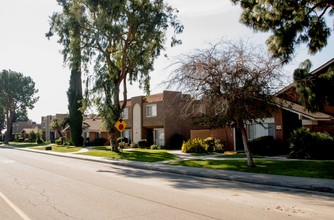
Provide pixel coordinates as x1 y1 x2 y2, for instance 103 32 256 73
231 0 333 62
0 70 39 144
167 40 283 167
49 0 182 150
47 0 86 146
294 59 334 112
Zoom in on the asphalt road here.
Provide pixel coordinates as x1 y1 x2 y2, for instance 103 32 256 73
0 147 333 220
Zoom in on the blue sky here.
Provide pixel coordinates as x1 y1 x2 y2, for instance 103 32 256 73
0 0 333 123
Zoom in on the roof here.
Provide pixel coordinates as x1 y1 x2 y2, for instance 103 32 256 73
145 93 164 102
21 128 39 133
274 98 333 121
276 58 334 96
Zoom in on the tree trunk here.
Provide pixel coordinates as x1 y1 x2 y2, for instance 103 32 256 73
109 129 119 152
238 121 256 168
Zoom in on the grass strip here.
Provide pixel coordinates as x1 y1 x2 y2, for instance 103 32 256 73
168 159 334 179
80 147 178 162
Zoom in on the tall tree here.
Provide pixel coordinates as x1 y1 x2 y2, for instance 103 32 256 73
231 0 333 63
47 0 86 146
78 0 183 151
167 41 283 167
294 59 334 112
0 70 39 144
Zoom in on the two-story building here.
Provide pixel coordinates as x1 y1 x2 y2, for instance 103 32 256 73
121 90 194 147
41 114 68 141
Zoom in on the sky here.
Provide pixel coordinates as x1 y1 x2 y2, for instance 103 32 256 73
0 0 333 123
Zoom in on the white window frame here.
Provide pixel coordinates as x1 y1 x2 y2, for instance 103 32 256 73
146 104 157 117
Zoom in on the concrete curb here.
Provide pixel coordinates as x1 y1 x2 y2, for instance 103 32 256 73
5 145 334 194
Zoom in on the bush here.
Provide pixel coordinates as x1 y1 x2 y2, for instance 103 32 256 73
91 138 107 146
204 137 215 153
130 143 138 148
248 136 278 156
288 127 334 159
36 130 44 144
117 137 128 143
29 130 37 142
137 139 148 149
150 144 161 150
214 139 225 153
181 138 207 153
55 138 63 146
168 133 184 149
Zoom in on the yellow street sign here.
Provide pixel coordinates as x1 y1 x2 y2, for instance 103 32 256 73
115 118 127 133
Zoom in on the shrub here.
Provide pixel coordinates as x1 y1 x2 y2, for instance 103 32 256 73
137 139 148 149
55 138 63 146
150 144 161 150
248 136 278 156
29 130 37 142
214 139 225 153
36 130 44 144
168 133 184 149
117 137 128 143
130 143 138 148
181 138 207 153
288 127 334 159
204 137 215 153
91 138 107 146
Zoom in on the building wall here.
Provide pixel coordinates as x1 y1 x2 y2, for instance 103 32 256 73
190 128 235 151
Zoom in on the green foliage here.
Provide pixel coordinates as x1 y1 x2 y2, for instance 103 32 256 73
213 139 225 153
150 144 161 150
0 69 39 143
117 137 129 143
130 143 138 148
29 130 37 142
289 127 334 160
36 130 44 144
182 138 225 153
294 60 334 112
231 0 333 62
248 136 281 156
55 138 63 146
137 139 148 149
203 137 215 152
182 138 208 153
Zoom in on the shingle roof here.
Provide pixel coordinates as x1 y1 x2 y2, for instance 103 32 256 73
275 97 333 121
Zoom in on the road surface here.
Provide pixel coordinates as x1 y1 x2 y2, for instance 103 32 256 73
0 147 333 220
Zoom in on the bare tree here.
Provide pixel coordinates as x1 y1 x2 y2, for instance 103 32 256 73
167 40 283 167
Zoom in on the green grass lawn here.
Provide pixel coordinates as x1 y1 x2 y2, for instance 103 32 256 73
168 159 334 179
7 142 48 148
80 147 178 162
34 145 83 153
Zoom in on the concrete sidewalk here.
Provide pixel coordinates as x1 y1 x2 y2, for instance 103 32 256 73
4 145 334 194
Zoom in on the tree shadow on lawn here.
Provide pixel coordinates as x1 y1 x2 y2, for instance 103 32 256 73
96 165 333 198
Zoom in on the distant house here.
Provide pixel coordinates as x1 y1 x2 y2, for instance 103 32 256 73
272 58 334 146
20 128 40 140
63 91 195 147
41 114 68 141
12 120 41 139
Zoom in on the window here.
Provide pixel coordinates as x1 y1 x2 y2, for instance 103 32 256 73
121 108 128 119
146 104 157 117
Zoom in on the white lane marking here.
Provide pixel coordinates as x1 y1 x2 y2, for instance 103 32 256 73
0 191 32 220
